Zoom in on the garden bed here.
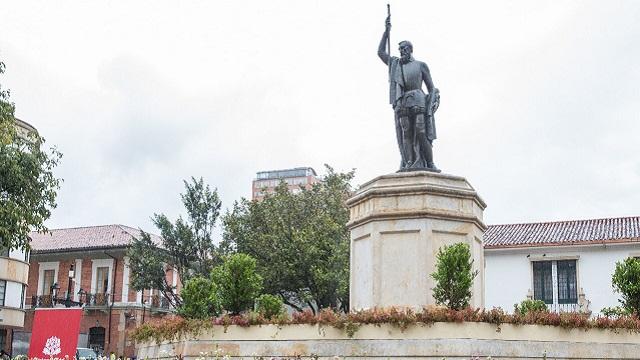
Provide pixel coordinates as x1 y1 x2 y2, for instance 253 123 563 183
134 307 640 359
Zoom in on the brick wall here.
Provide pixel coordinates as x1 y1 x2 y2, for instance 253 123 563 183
22 251 180 358
80 257 92 294
25 261 39 304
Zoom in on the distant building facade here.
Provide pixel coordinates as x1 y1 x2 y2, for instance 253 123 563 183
252 167 319 200
14 225 179 358
0 118 38 355
14 118 37 140
484 216 640 315
0 246 29 355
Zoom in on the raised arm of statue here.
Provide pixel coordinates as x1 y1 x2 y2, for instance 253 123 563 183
378 16 391 65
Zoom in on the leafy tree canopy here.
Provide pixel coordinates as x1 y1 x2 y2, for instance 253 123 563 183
222 165 353 313
0 61 62 251
128 177 222 307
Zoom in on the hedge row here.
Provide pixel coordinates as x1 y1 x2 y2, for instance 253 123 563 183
131 307 640 344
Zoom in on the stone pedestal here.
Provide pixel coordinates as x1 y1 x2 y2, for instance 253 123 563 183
347 171 486 310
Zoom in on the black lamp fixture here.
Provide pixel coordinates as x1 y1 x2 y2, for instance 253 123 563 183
50 282 60 295
77 288 86 306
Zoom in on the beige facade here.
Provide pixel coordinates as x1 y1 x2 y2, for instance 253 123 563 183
14 118 38 139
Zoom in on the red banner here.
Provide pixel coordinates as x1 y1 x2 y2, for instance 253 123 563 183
28 308 83 360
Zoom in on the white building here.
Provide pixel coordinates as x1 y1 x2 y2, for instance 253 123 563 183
484 216 640 315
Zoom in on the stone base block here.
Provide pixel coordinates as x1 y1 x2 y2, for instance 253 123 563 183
346 171 486 310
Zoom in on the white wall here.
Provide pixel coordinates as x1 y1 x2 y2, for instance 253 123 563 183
485 243 639 314
4 281 24 307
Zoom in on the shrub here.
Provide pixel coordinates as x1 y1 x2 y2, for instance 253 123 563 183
431 243 479 310
178 276 221 319
255 294 284 319
612 257 640 315
514 299 548 315
601 306 631 317
212 253 263 315
131 306 640 344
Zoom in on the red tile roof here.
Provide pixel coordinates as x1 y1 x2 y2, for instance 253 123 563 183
484 216 640 249
29 224 162 253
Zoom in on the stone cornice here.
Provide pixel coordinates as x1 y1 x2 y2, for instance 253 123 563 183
347 208 487 231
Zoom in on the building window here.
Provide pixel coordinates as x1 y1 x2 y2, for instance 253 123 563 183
532 260 578 308
0 329 6 353
96 267 109 294
42 269 55 295
0 280 6 306
532 261 553 304
557 260 578 304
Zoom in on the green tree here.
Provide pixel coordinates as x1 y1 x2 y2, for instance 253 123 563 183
211 253 263 315
128 177 222 307
0 61 62 251
431 242 478 310
222 166 353 313
612 257 640 315
178 276 221 319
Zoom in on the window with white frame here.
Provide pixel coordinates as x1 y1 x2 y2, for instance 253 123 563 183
0 280 6 306
37 262 59 296
95 267 109 294
42 269 55 295
90 259 113 295
532 259 578 306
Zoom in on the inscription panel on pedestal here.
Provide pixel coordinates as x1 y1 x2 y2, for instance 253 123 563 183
379 230 425 307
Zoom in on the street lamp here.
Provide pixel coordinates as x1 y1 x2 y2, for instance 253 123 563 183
50 283 60 306
50 283 60 296
65 264 76 307
78 288 86 305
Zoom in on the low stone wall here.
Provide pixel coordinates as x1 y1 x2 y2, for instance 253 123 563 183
136 322 640 359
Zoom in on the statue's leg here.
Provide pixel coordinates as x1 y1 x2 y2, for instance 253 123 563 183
400 115 413 167
411 113 427 168
394 112 406 169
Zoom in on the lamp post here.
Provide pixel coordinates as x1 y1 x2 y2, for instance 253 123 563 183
65 264 75 307
50 283 60 306
78 288 86 306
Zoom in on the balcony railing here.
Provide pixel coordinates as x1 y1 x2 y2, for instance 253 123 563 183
84 293 111 307
30 293 111 308
145 294 171 310
547 302 579 313
30 292 174 311
30 294 85 308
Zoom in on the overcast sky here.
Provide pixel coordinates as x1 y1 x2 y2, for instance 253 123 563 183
1 1 639 236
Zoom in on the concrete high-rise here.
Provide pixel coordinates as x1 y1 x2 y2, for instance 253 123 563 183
252 167 319 201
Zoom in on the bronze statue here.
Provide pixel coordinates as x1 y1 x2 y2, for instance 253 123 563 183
378 12 441 172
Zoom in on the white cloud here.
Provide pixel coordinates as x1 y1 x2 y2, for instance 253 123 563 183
1 0 639 235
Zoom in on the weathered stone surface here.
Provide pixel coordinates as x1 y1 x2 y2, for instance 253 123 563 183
136 323 640 359
347 171 486 310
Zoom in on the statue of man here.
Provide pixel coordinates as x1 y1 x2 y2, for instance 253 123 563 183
378 15 440 172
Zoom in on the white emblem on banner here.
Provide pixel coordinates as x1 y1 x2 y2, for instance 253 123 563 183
43 336 62 356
